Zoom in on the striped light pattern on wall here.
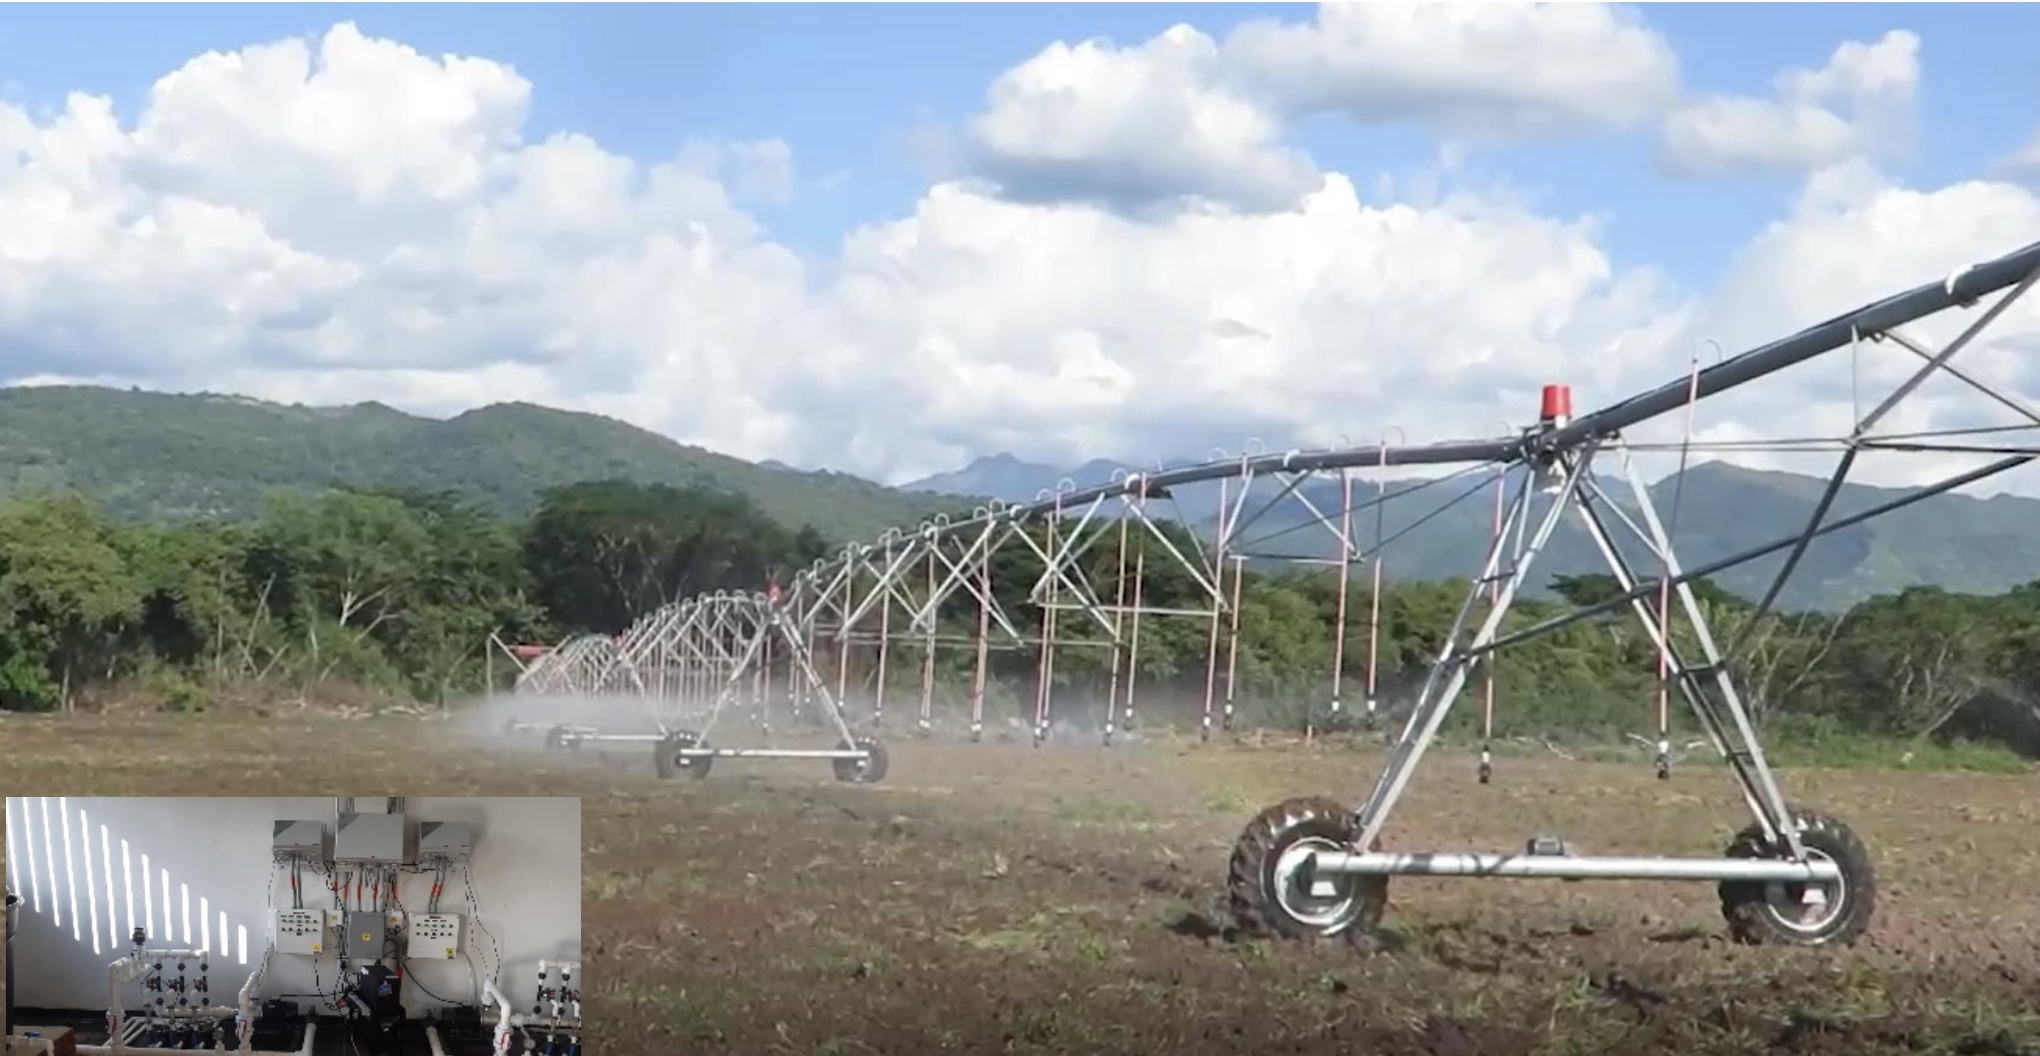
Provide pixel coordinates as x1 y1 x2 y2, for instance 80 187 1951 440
4 797 249 965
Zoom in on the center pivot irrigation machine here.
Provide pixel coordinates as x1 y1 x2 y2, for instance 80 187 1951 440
504 235 2040 947
498 586 890 785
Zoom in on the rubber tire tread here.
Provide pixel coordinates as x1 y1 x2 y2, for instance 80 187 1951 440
1227 796 1387 943
1719 806 1875 946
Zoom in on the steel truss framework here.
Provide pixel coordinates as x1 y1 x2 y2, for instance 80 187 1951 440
503 237 2040 946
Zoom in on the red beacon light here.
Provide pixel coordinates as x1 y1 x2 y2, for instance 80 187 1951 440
767 582 782 603
1533 383 1575 494
1539 383 1573 429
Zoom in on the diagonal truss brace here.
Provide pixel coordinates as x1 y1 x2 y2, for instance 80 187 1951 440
1589 446 1803 850
905 522 1030 643
1348 442 1593 852
690 597 861 748
1725 264 2040 660
1345 435 1815 861
1011 494 1122 638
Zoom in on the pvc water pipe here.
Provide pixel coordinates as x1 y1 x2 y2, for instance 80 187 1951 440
234 951 269 1054
536 960 583 1021
489 971 585 1052
425 1024 450 1056
87 950 235 1056
75 1021 312 1056
484 977 518 1052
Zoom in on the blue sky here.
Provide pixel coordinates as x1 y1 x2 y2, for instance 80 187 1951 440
1 1 2032 290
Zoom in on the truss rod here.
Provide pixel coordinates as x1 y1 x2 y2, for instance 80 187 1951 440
1475 453 2034 658
1532 244 2040 456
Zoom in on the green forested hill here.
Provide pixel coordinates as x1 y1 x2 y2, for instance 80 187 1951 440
15 384 2040 612
0 386 959 539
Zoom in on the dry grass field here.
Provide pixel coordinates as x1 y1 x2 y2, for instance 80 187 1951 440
2 710 2036 1056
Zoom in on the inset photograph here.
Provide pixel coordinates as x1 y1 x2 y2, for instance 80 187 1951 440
5 797 580 1056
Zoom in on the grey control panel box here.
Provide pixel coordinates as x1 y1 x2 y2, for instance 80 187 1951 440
342 910 386 959
272 820 327 858
334 812 407 864
417 821 472 858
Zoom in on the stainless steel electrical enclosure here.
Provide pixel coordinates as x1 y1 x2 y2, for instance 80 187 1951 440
334 812 407 864
342 910 387 960
416 821 472 859
272 820 327 858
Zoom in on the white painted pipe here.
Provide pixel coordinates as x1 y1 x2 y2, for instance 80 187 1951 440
425 1024 450 1056
78 1021 313 1056
489 970 587 1051
105 956 140 1049
98 950 234 1056
484 977 521 1052
538 960 584 1020
121 949 208 966
232 946 274 1054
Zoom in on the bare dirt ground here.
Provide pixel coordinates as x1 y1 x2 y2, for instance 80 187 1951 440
2 712 2037 1056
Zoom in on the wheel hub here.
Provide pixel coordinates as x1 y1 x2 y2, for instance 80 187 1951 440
1760 847 1845 934
1272 837 1361 929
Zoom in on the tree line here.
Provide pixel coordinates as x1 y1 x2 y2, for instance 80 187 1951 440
1 481 2035 761
0 482 824 713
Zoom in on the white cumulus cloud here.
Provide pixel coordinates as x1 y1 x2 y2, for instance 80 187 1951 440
1658 30 1920 177
1224 1 1681 136
1633 159 2040 491
963 2 1681 214
1 20 2036 497
804 177 1685 475
968 24 1321 215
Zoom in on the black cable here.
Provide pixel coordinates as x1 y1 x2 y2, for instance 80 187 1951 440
312 956 329 1013
399 960 460 1004
461 864 502 990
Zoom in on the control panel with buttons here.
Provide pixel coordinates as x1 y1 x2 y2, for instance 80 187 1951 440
409 914 462 959
275 909 324 955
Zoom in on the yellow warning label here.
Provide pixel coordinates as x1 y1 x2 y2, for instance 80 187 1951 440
445 948 455 958
311 944 321 953
361 933 372 942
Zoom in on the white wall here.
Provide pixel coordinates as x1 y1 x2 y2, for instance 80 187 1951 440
4 797 580 1020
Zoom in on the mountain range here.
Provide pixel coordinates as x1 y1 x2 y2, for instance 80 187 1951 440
2 384 2034 612
906 452 2040 612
